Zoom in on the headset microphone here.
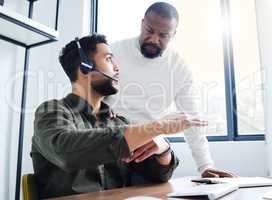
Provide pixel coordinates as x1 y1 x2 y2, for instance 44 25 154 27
75 37 118 82
92 68 118 81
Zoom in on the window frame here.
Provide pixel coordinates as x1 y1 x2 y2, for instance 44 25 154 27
92 0 265 142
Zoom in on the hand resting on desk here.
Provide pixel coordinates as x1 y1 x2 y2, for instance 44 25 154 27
202 168 237 178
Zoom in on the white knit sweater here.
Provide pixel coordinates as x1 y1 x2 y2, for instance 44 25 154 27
106 37 214 172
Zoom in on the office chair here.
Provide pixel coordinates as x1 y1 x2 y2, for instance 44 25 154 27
22 174 39 200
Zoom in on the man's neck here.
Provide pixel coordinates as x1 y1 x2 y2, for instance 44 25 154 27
72 83 103 115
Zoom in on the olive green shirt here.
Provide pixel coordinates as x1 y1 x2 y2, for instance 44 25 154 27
31 93 179 199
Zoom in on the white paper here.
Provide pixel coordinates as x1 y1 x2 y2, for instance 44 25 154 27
192 177 272 188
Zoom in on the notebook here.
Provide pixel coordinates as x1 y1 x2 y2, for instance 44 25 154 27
191 177 272 188
167 183 238 200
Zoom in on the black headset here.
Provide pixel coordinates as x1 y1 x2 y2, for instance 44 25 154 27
75 37 94 74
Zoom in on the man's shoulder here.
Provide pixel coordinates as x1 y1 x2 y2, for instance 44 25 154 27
162 48 189 73
111 37 136 50
167 48 184 61
35 98 68 116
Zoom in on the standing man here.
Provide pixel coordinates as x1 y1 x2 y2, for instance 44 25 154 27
108 2 235 178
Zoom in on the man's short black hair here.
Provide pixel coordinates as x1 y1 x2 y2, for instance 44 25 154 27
145 2 179 23
59 34 107 82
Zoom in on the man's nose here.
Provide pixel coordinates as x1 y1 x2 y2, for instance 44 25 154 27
112 57 119 71
149 33 160 45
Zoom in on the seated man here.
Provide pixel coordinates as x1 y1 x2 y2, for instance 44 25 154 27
31 34 207 199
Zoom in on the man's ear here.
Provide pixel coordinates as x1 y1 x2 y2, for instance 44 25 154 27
141 19 144 30
170 30 177 41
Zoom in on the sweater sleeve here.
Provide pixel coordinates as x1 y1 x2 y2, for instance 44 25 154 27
32 101 131 172
173 60 214 171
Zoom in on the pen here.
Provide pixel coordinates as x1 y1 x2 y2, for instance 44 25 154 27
191 179 216 184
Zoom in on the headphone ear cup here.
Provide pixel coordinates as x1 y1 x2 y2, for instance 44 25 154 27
80 63 93 74
80 65 90 74
89 60 95 69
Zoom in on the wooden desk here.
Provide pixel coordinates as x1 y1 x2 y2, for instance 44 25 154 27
46 177 272 200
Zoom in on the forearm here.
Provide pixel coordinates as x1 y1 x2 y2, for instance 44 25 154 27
184 127 214 170
123 115 207 152
124 121 165 151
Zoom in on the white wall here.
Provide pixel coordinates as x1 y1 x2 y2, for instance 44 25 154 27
0 1 27 200
0 1 269 200
0 41 23 200
255 0 272 176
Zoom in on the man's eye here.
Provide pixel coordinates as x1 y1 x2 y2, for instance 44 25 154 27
160 34 169 39
106 57 112 62
146 29 153 34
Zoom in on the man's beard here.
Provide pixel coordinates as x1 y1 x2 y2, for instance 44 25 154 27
92 78 118 96
140 43 162 58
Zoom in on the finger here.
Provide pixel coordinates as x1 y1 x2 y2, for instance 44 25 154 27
191 119 208 124
122 157 133 163
217 171 237 178
204 171 220 178
189 120 208 127
126 148 146 162
129 147 154 163
208 169 237 178
164 113 187 120
218 171 234 178
127 141 155 162
135 146 159 163
109 109 117 118
172 119 207 131
220 173 235 178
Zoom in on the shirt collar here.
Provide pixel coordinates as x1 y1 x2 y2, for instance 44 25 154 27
63 93 111 119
